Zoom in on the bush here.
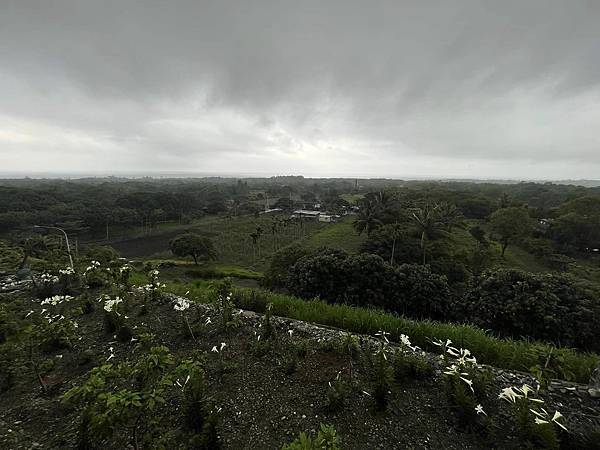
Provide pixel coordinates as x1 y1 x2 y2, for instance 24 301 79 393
282 424 340 450
287 250 453 321
262 243 311 289
459 269 599 352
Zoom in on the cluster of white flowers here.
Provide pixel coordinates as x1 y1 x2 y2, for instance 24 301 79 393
434 338 482 411
106 346 115 362
399 334 419 352
138 282 166 293
103 296 123 314
173 297 190 311
531 409 567 431
328 371 343 388
447 347 477 366
58 266 75 275
84 261 101 273
41 295 74 306
375 330 390 343
119 264 131 274
39 273 59 284
443 364 475 392
498 384 567 431
211 342 227 353
175 374 191 390
498 384 542 403
218 291 233 304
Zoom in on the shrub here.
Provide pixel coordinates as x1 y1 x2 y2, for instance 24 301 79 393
325 372 349 412
282 424 340 450
459 269 599 352
263 243 311 289
287 250 452 321
391 350 434 381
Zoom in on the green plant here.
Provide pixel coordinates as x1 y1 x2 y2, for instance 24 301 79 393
293 339 309 359
99 294 132 342
437 341 490 429
499 385 566 449
260 303 275 340
326 372 349 412
528 346 576 387
62 346 192 449
392 349 434 381
337 332 360 359
83 261 104 288
211 278 238 330
282 423 340 450
370 340 393 411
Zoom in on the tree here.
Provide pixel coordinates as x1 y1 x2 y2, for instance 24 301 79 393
551 212 600 252
489 207 533 257
19 235 46 269
262 243 311 289
286 250 452 320
360 223 420 266
169 233 217 265
469 225 488 247
459 269 599 351
353 200 383 236
435 202 464 232
410 204 445 265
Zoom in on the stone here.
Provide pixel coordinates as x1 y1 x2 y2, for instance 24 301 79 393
15 268 32 280
588 362 600 398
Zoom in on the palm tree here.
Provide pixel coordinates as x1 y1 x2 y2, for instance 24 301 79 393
436 202 464 232
410 204 444 265
387 222 403 265
353 200 383 236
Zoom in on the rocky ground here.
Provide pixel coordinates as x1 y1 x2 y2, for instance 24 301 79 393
1 288 599 449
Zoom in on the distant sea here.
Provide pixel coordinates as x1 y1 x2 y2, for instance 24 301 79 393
0 171 599 187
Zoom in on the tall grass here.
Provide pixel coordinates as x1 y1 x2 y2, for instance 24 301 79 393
167 283 598 383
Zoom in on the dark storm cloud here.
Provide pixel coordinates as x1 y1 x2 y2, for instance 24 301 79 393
1 0 600 178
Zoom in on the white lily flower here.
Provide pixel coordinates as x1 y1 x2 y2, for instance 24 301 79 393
460 377 474 392
499 386 522 403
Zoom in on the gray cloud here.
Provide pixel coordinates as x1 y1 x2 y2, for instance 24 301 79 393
1 0 600 178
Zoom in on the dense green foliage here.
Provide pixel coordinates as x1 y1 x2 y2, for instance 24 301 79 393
458 269 600 352
489 207 533 257
262 243 311 289
169 233 217 265
287 250 452 320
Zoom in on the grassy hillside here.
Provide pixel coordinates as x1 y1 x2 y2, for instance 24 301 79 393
302 216 367 254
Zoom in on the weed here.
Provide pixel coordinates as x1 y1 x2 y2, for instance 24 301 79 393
326 372 349 413
392 349 434 381
282 423 340 450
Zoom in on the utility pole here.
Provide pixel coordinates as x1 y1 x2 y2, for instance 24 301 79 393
33 225 74 269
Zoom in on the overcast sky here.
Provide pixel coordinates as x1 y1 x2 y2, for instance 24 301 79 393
1 1 600 179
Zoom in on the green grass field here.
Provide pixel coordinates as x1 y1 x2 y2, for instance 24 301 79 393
302 216 366 253
339 193 364 204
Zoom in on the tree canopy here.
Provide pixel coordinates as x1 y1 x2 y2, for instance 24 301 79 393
489 207 533 257
169 233 217 265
